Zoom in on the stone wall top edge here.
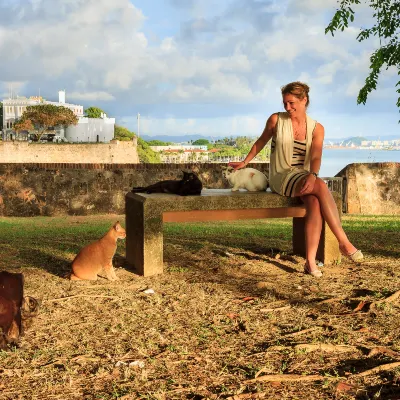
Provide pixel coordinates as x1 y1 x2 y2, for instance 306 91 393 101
0 162 269 169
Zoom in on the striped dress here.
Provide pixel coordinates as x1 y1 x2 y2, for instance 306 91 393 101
269 112 317 197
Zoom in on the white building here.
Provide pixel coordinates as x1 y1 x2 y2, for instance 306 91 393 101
1 91 115 143
65 113 115 143
2 90 84 130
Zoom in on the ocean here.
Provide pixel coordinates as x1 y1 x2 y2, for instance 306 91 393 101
319 149 400 177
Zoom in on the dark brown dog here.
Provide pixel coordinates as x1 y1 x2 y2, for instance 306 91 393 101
0 271 39 349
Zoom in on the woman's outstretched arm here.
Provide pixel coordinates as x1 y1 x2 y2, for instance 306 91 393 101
230 113 278 170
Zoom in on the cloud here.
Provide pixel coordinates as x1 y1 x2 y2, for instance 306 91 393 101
0 0 398 138
68 91 116 101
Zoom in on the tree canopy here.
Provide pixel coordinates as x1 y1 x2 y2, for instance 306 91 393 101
326 0 400 115
114 125 135 141
14 104 78 138
147 139 174 146
84 106 106 118
113 125 160 163
192 139 210 146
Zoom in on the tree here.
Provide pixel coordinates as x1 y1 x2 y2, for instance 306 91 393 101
114 125 135 141
326 0 400 115
84 106 106 118
147 139 173 146
113 124 160 162
137 137 161 163
192 139 210 146
14 104 78 139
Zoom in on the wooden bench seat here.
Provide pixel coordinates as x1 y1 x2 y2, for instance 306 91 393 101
125 189 342 276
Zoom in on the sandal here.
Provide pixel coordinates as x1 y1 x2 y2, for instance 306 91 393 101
340 249 364 263
304 262 322 278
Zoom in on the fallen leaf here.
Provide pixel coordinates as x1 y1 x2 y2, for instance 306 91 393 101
353 301 368 312
242 297 257 302
270 381 281 388
336 382 357 394
226 313 239 320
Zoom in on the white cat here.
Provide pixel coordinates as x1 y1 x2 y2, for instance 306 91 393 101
222 166 268 192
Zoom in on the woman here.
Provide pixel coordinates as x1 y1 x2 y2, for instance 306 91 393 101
230 81 363 277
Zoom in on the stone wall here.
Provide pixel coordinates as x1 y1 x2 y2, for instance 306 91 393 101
1 162 394 217
0 140 139 164
336 162 400 214
0 163 253 216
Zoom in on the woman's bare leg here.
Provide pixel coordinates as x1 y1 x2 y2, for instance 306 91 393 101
301 194 323 272
295 178 357 255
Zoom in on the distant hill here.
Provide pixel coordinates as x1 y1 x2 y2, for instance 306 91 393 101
326 134 400 143
141 133 399 144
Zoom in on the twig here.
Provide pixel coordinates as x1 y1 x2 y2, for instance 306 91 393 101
245 373 335 383
45 295 119 303
370 290 400 313
245 361 400 384
294 344 358 353
353 361 400 378
368 347 400 359
266 343 358 354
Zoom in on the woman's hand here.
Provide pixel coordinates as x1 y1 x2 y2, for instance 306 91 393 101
299 173 317 195
228 161 247 171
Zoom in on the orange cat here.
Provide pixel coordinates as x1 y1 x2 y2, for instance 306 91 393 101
70 221 126 281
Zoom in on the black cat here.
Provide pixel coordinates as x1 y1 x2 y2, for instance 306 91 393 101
131 171 202 196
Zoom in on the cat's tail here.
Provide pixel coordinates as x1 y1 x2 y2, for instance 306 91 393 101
131 187 146 193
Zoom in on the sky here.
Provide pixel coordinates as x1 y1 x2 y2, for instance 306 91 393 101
0 0 399 139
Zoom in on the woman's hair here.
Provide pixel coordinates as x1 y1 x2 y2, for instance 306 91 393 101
281 81 310 107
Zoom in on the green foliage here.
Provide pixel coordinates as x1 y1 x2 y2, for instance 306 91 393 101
84 106 106 118
192 139 210 146
114 125 134 141
325 0 400 116
147 139 173 146
14 104 78 138
137 137 161 163
113 125 160 162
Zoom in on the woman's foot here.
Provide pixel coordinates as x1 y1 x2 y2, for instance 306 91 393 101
339 244 364 263
304 261 322 278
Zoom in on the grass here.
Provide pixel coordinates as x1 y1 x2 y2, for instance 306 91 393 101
0 214 400 399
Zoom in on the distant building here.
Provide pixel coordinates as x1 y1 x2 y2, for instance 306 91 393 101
150 145 207 152
65 114 115 143
1 90 115 143
2 91 84 130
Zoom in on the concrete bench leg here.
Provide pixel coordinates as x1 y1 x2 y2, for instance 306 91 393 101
125 200 164 277
292 217 340 265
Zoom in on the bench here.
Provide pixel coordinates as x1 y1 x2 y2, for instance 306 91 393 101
125 189 342 276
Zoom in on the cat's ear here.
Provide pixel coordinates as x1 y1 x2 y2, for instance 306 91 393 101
114 221 121 231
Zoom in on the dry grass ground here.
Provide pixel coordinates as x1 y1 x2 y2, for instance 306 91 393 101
0 215 399 400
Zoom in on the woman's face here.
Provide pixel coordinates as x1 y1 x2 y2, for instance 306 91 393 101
282 94 307 116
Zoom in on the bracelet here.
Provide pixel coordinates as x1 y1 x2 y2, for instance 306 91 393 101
309 172 318 178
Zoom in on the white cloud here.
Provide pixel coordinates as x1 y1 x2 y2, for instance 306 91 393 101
68 91 116 101
0 0 397 137
316 60 343 85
